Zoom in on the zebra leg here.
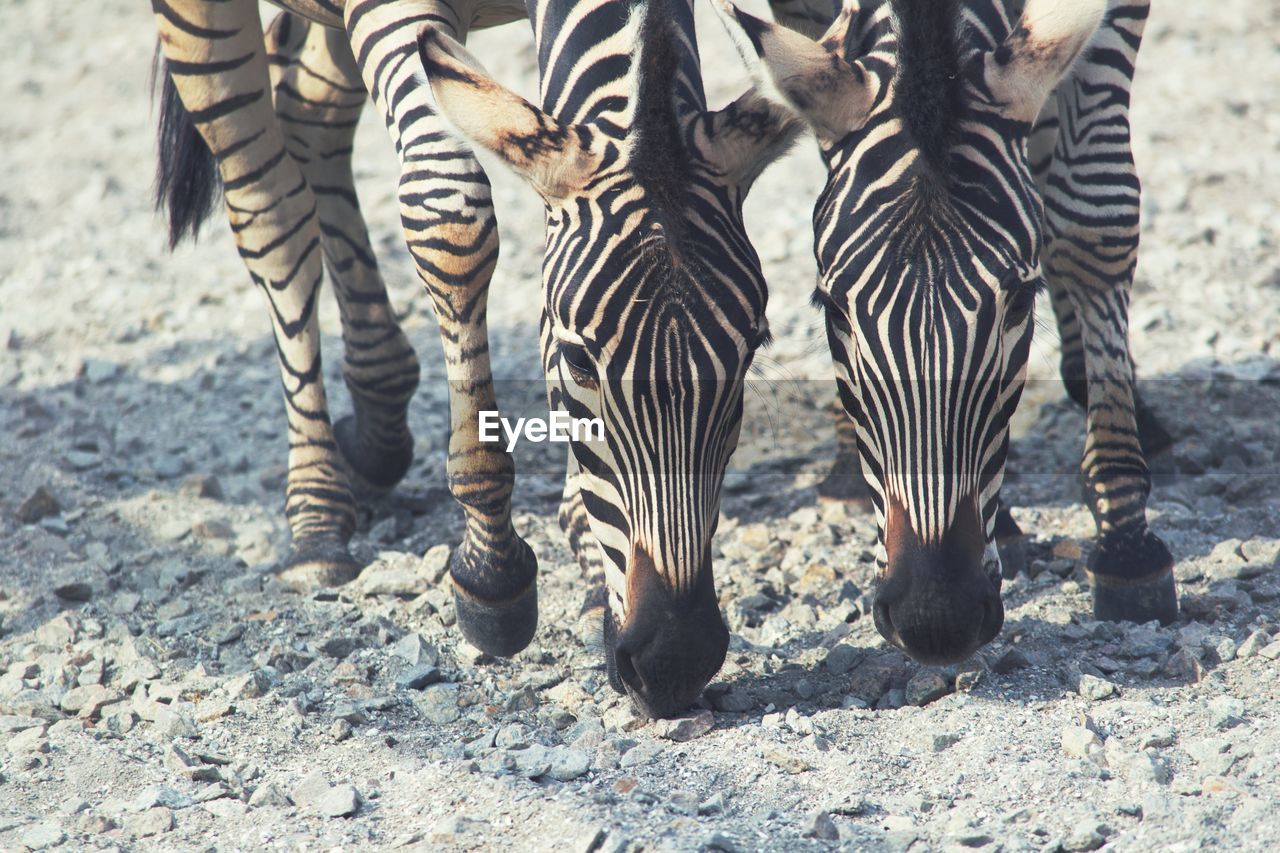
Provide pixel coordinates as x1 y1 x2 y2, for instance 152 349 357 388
816 393 874 506
154 0 359 588
264 15 421 494
346 1 536 656
1040 0 1176 624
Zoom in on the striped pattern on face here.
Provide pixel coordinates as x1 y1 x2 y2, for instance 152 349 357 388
812 0 1046 569
530 0 771 617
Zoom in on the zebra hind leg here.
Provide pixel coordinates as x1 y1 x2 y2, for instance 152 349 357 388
1039 0 1176 625
265 14 420 496
153 0 360 589
345 1 537 656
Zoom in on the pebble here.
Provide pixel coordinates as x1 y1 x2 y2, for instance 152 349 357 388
704 831 747 853
1077 674 1118 701
545 746 592 782
21 822 66 850
905 671 951 706
125 807 173 837
153 703 198 739
504 687 538 713
993 648 1031 674
824 643 861 676
1062 725 1103 760
1163 648 1205 682
416 684 461 724
248 781 291 809
763 748 812 774
1062 822 1106 852
395 665 444 691
317 784 362 818
8 726 50 754
1141 726 1177 749
393 633 440 667
619 742 661 769
229 670 270 699
1209 695 1245 729
652 709 714 742
804 810 839 841
355 553 432 598
1258 641 1280 661
16 486 61 524
1236 630 1271 658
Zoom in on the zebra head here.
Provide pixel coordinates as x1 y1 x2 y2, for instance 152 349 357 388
418 3 795 717
719 0 1106 663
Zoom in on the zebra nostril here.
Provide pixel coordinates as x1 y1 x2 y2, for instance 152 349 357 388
613 646 644 695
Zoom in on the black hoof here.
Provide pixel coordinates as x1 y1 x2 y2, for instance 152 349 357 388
993 506 1027 580
1087 530 1177 625
334 414 413 496
279 536 361 591
451 540 539 658
816 454 874 508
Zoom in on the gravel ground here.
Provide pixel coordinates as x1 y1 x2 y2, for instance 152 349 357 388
2 1 1279 850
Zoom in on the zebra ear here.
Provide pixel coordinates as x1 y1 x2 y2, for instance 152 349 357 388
416 27 603 199
692 90 802 190
979 0 1106 123
712 0 878 139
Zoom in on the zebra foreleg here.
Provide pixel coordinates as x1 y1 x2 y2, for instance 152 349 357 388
154 0 360 589
346 0 537 656
1040 0 1175 625
816 393 875 506
558 459 611 655
266 15 421 495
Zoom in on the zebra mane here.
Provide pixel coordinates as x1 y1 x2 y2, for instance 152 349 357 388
890 0 966 180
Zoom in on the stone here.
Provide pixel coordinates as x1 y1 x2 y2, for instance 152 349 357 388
248 781 291 809
1209 695 1246 729
395 665 443 691
993 648 1031 674
1110 747 1169 785
7 726 50 754
763 748 812 774
229 670 270 699
393 633 439 667
60 684 120 718
1259 641 1280 661
704 831 747 853
1237 630 1271 658
16 487 61 524
504 687 538 713
125 807 173 838
180 474 224 500
317 784 362 818
905 670 951 706
1077 674 1118 701
153 703 198 739
421 544 452 583
1163 648 1204 682
20 823 66 850
319 636 364 659
805 811 840 841
545 747 592 782
1062 725 1103 760
416 684 461 724
824 643 861 676
291 770 332 806
53 581 93 602
1062 823 1106 852
356 554 431 598
653 709 714 742
330 719 352 742
1140 726 1177 749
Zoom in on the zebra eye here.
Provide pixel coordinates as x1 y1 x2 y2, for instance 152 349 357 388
1003 274 1041 328
559 342 596 384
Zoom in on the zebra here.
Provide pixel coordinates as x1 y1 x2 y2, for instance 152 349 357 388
152 0 794 717
716 0 1177 665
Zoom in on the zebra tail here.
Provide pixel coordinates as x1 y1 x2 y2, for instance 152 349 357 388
152 44 221 249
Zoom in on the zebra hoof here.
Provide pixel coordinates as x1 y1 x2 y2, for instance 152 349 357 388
278 536 361 591
451 540 539 657
816 454 874 508
1086 531 1178 625
334 414 413 497
994 506 1027 580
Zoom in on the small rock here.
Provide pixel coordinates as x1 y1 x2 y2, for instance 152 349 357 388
1259 641 1280 661
804 811 839 841
824 643 861 676
545 747 592 782
1163 648 1205 681
1237 630 1271 658
52 581 93 602
1140 726 1176 749
20 822 66 850
395 665 443 691
125 807 173 838
504 687 538 713
1077 674 1118 701
993 648 1031 674
393 633 439 667
291 769 332 806
1062 725 1103 760
153 703 198 739
421 544 452 583
330 719 352 742
229 670 270 699
704 831 746 853
653 709 714 742
16 487 61 524
356 553 431 598
8 725 50 754
1062 822 1106 852
248 781 291 809
319 636 364 659
905 670 951 706
1208 695 1245 729
763 748 812 774
317 784 362 818
179 474 224 500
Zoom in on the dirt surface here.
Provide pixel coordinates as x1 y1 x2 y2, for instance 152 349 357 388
2 0 1280 850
